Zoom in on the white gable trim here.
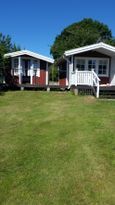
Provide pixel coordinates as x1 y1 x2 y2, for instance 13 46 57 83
4 50 54 64
64 42 115 56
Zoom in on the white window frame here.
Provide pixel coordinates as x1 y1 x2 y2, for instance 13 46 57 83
98 59 109 77
12 58 19 75
87 59 97 71
74 57 109 77
75 59 85 70
33 59 40 77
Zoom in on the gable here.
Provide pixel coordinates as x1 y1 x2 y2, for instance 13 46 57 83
75 51 110 58
4 50 54 64
64 42 115 57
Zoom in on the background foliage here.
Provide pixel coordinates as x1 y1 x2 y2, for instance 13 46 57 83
50 18 115 59
0 33 20 82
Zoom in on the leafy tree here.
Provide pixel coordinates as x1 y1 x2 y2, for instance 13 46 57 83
0 33 20 82
49 64 58 82
50 18 115 59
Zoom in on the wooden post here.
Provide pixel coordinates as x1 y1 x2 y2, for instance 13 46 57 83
70 85 78 95
11 58 14 76
75 69 78 86
47 86 50 92
30 59 33 85
96 82 99 98
46 62 48 85
20 86 24 91
18 56 22 84
91 69 94 86
74 86 78 95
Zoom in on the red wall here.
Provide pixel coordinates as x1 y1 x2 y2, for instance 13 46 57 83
59 78 66 87
33 60 46 85
59 61 67 87
32 70 46 85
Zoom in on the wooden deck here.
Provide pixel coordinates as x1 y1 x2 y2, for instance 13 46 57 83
17 84 68 90
100 85 115 90
2 82 115 98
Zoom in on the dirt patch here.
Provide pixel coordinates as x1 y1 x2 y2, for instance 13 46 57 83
83 96 96 104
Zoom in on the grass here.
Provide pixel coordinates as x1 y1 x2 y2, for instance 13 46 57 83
0 91 115 205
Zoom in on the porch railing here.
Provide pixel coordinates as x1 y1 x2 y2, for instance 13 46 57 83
70 69 100 98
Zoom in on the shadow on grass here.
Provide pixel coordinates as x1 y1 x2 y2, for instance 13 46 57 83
0 91 5 96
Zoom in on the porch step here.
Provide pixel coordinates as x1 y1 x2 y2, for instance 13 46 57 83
100 86 115 98
77 85 96 96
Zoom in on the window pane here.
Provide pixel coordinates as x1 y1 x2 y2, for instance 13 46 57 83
14 59 18 68
98 60 108 75
76 59 85 70
103 68 106 74
88 60 96 71
33 60 38 69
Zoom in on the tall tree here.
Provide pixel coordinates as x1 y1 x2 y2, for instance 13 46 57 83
50 18 115 59
0 33 20 82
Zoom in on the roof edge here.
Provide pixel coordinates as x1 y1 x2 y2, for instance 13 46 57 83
4 50 54 64
64 42 115 56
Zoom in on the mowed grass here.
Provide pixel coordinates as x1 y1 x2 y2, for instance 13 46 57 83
0 91 115 205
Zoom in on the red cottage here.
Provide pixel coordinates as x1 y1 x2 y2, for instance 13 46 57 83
4 50 54 86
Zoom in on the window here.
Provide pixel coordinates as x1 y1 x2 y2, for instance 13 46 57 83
13 58 18 68
74 58 109 77
98 60 108 76
33 60 38 69
13 58 18 75
33 60 40 76
76 59 85 70
88 60 96 71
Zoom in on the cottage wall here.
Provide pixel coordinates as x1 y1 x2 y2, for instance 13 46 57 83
33 60 46 85
110 57 115 85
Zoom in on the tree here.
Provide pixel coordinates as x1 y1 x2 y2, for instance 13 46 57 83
49 64 58 82
0 33 20 82
50 18 115 59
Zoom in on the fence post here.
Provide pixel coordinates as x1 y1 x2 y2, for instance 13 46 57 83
91 69 94 86
75 69 78 86
96 82 99 98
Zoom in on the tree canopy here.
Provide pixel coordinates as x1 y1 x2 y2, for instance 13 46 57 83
50 18 115 59
0 33 20 72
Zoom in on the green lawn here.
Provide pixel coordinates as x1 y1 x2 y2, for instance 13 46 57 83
0 91 115 205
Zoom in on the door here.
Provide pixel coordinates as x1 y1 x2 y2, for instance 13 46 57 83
22 60 30 83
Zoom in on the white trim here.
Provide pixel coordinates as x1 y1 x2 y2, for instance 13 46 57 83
30 59 33 85
33 59 40 77
98 59 109 77
74 57 109 77
68 56 73 86
64 42 115 56
4 50 54 64
11 58 14 76
46 62 48 85
66 61 69 86
18 56 22 84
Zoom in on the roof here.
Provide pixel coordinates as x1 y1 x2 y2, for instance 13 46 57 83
64 42 115 57
4 50 54 64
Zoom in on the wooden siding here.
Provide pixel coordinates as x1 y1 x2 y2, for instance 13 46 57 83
33 60 46 85
59 61 67 86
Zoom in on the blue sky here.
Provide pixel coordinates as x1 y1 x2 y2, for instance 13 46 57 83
0 0 115 57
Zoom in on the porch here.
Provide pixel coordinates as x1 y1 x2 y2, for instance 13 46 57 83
69 69 100 98
11 56 40 85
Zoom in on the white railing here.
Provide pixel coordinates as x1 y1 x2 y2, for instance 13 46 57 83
70 69 100 98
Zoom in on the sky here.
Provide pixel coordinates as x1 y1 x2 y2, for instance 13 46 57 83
0 0 115 57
